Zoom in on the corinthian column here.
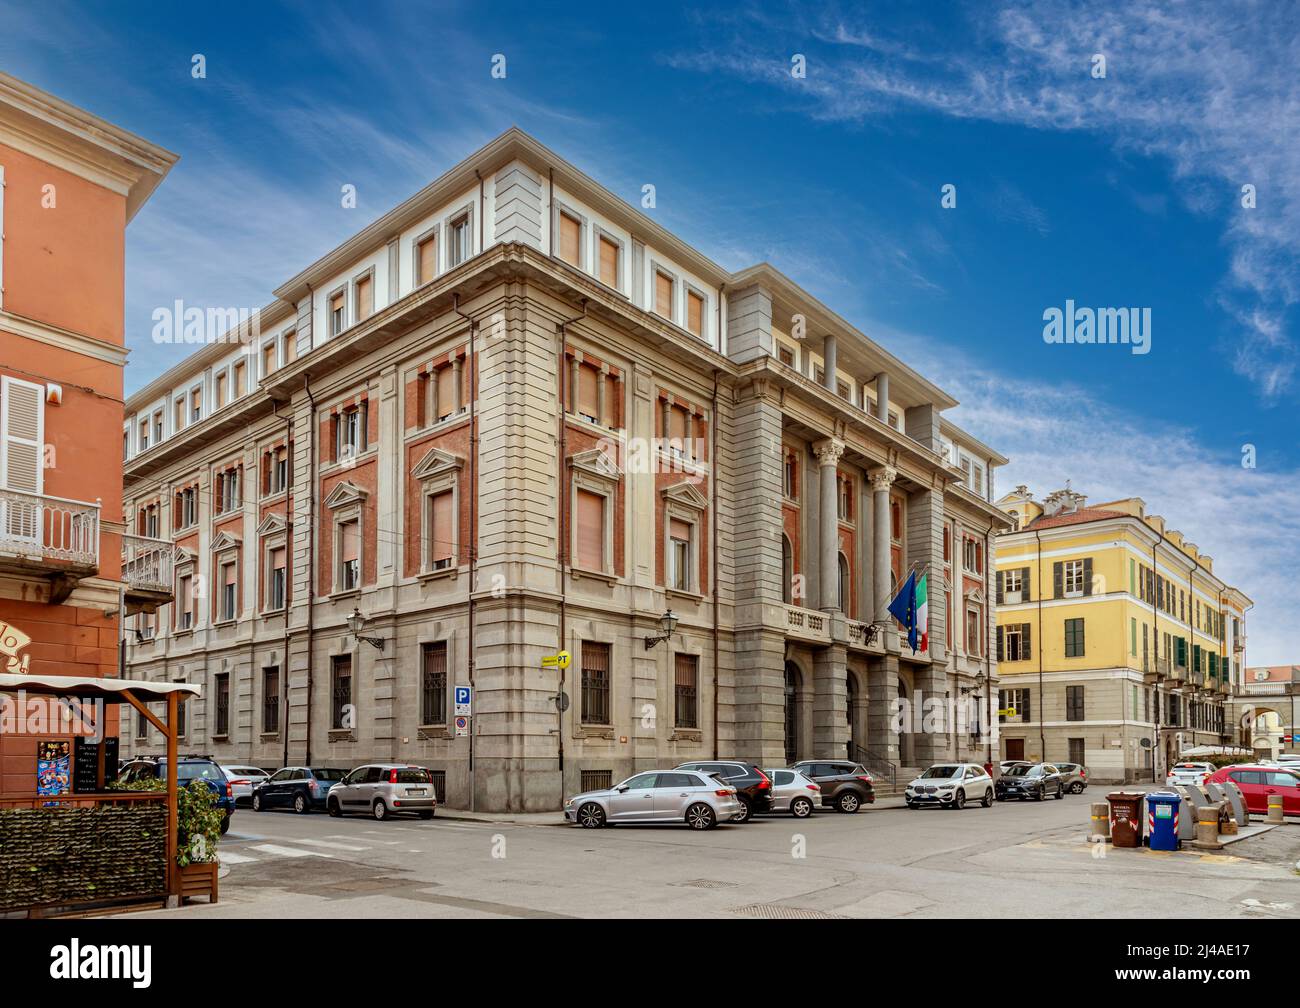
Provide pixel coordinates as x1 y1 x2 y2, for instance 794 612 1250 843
869 465 897 627
814 438 845 612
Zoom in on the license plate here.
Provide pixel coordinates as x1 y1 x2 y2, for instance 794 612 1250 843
407 788 426 795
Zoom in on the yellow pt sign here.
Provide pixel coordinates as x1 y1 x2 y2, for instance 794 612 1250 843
541 650 571 669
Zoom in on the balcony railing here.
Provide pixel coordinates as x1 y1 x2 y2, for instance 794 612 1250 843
122 534 174 594
0 488 100 568
785 604 830 643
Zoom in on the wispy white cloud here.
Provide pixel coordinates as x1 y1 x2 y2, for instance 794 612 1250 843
674 1 1300 399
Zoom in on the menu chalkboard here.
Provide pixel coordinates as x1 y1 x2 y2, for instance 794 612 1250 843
72 735 118 793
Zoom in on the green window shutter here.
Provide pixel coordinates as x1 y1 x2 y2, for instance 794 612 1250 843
1053 561 1063 598
1082 557 1094 595
1130 618 1137 657
1022 621 1032 656
1022 567 1031 602
1129 558 1135 594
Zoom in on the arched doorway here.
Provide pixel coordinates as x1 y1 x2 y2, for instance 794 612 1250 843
784 662 801 764
845 672 859 760
897 676 912 766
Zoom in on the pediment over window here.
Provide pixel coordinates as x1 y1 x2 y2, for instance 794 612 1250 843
661 479 708 510
324 480 368 509
569 447 621 481
174 546 195 566
211 531 242 553
257 512 287 537
966 587 986 605
411 446 464 481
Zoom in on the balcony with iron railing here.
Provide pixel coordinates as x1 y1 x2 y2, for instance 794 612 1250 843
122 534 175 614
0 488 100 601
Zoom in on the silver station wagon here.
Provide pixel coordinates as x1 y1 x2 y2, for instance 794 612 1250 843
326 764 438 821
565 770 742 829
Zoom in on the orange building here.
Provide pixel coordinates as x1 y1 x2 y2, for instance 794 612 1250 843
0 72 175 799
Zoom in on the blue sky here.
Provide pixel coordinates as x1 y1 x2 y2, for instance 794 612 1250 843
3 1 1296 663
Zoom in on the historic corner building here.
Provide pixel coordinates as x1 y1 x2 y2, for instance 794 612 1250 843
118 128 1011 811
0 73 175 795
993 485 1251 784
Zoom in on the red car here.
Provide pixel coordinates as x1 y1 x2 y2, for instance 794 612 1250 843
1205 764 1300 816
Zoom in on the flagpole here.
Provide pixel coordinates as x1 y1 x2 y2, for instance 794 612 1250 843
868 561 931 626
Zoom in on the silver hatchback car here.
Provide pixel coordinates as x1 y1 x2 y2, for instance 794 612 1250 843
565 770 742 829
327 764 438 821
762 768 819 817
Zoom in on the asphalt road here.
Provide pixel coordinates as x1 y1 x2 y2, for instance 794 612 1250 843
132 792 1300 919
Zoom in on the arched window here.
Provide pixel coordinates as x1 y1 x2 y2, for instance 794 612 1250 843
782 534 794 605
838 552 850 615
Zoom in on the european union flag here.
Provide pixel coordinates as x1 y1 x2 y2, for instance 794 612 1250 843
887 571 919 654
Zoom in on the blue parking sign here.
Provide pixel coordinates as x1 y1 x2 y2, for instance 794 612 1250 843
454 686 472 715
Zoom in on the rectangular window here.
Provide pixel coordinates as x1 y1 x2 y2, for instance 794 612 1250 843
581 641 611 724
999 688 1030 723
576 363 599 423
421 642 448 725
575 489 605 572
965 607 983 658
783 452 798 500
337 405 363 459
262 667 280 733
837 478 851 521
674 653 699 729
191 388 202 422
435 364 457 422
778 345 795 367
214 673 230 737
214 371 227 409
152 411 163 443
1063 559 1085 596
416 234 436 285
1068 737 1085 766
354 274 373 321
233 360 246 399
262 341 276 378
686 290 704 337
1065 617 1085 658
449 213 471 267
268 546 286 610
598 234 619 288
178 573 193 630
220 560 237 621
558 211 581 266
331 655 352 729
339 519 360 590
668 517 691 591
329 290 346 337
138 419 149 451
428 490 454 570
654 271 673 319
1066 685 1085 721
282 331 298 364
174 397 185 431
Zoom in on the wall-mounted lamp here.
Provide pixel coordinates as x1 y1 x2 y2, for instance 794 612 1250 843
346 608 385 651
644 610 679 650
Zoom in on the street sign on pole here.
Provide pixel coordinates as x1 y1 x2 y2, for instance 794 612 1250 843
541 650 571 669
454 686 472 716
454 716 469 737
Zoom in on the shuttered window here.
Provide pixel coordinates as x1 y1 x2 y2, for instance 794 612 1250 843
268 547 286 609
355 274 373 320
233 360 246 398
1 376 43 496
576 364 599 422
435 364 457 421
429 490 454 570
330 291 346 336
668 518 691 591
559 212 581 266
339 519 360 589
686 290 704 337
262 342 276 377
417 235 436 285
598 235 619 287
575 489 605 572
654 271 673 318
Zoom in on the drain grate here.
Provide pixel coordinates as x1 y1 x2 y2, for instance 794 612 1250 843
672 879 741 889
729 903 849 919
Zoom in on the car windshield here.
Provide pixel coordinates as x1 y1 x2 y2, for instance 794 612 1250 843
1005 765 1032 777
394 769 431 784
921 766 961 779
310 768 346 781
175 762 225 782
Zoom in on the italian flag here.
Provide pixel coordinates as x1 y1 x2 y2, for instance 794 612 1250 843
916 573 929 651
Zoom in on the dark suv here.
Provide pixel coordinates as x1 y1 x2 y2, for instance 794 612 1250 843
251 766 347 813
995 762 1065 801
791 761 875 813
673 761 773 822
117 755 237 833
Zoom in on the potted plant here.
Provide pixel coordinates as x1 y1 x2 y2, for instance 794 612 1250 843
176 780 222 903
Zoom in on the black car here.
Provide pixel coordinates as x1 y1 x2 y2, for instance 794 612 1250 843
117 755 237 833
251 766 348 813
994 762 1065 801
790 761 876 813
674 761 773 822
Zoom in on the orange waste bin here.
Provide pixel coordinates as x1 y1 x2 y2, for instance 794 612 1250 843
1107 791 1146 848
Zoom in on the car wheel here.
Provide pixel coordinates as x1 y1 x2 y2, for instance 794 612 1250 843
327 798 341 818
837 792 861 814
1033 788 1044 801
1071 782 1084 794
372 799 389 821
982 788 993 808
577 802 606 828
731 799 753 823
219 814 230 835
293 793 310 814
686 802 716 830
1055 784 1064 799
791 797 813 818
906 800 918 809
251 794 262 812
418 811 434 820
954 789 966 810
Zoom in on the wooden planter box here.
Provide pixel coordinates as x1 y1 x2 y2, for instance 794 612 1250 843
178 861 219 904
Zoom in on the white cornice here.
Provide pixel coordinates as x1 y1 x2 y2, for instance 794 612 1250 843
0 310 128 365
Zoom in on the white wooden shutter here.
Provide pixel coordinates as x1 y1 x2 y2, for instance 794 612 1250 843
1 375 43 493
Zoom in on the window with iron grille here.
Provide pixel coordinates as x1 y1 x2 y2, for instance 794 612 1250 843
263 666 280 734
581 641 611 724
581 769 612 792
214 673 230 737
136 708 148 740
175 684 187 737
427 769 447 803
421 642 448 725
331 655 353 729
674 654 698 729
1068 737 1085 766
1066 685 1085 721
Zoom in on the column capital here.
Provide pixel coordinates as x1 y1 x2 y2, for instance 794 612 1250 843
868 465 897 492
813 437 846 468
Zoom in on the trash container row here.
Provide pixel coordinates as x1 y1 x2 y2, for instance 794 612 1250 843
1106 791 1182 850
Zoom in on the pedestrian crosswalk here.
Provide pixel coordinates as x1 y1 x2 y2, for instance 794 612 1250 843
218 819 511 868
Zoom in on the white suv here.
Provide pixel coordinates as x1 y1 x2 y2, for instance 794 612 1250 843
905 763 994 809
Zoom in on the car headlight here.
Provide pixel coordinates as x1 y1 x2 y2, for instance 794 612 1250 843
564 798 574 809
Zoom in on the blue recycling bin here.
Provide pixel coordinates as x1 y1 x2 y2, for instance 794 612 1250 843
1146 792 1182 851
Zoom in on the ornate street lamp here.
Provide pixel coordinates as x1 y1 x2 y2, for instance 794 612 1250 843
644 610 679 650
346 608 386 651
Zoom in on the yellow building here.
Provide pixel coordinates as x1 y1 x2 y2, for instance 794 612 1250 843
993 485 1251 783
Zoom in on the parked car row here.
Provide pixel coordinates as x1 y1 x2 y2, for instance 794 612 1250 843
117 755 238 833
906 761 1089 809
1205 764 1300 816
564 759 878 829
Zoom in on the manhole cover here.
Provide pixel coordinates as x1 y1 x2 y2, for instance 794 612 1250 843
730 903 849 919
